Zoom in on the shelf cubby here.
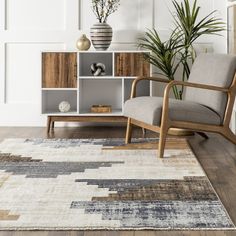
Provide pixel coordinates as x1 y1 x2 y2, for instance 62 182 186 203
42 90 77 114
79 79 122 115
79 52 113 77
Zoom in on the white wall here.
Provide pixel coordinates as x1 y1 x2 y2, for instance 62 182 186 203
0 0 229 127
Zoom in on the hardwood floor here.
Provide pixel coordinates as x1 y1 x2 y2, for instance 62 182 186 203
0 126 236 236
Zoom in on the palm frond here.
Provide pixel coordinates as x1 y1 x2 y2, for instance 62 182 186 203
138 0 225 100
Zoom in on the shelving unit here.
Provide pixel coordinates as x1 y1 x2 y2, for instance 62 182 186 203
41 51 151 131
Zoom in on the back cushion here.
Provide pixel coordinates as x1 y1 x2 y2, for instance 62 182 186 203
184 54 236 122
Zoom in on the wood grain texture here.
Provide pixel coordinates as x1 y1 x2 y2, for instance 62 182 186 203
91 105 112 113
49 116 127 122
47 116 127 133
42 52 77 88
0 127 235 235
115 53 150 77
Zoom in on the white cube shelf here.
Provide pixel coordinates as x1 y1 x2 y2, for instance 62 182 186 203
41 51 151 117
79 52 113 77
42 90 77 115
79 79 123 116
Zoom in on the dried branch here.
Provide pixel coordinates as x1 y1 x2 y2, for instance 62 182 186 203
92 0 120 23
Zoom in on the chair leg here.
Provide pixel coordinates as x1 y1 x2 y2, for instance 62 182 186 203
221 128 236 145
51 121 55 130
158 125 169 159
125 118 133 144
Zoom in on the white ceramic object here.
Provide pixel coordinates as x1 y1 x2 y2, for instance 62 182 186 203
59 101 71 113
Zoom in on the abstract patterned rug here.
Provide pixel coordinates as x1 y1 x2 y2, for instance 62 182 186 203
0 138 234 230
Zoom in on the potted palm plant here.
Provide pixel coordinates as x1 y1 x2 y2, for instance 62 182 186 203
91 0 120 51
139 0 225 100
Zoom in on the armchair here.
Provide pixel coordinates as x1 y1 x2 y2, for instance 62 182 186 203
124 54 236 158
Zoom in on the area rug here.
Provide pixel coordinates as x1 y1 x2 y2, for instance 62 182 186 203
0 138 234 230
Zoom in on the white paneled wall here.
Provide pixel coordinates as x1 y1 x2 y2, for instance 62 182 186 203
6 0 66 30
0 0 229 126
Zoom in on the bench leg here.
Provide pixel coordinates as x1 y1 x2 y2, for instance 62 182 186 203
51 121 55 130
47 116 51 134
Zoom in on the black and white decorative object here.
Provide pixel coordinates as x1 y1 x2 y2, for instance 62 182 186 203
59 101 71 113
90 23 113 51
91 63 106 76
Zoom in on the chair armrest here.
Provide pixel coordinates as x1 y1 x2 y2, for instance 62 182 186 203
130 76 170 99
164 80 229 97
161 80 230 124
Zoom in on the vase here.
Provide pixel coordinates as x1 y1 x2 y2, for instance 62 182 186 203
90 23 113 51
76 34 91 51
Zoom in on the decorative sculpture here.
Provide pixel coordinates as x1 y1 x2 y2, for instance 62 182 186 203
91 63 106 76
76 34 91 51
59 101 71 113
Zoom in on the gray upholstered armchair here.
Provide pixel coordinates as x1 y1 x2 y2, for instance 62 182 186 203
124 54 236 158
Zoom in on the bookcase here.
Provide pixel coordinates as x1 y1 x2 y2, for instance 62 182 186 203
42 51 151 132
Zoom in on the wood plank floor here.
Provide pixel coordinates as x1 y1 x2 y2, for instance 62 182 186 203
0 126 236 236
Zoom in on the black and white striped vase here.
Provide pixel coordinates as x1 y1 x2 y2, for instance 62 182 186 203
90 23 113 51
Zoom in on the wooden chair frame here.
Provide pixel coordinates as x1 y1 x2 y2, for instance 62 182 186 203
125 74 236 158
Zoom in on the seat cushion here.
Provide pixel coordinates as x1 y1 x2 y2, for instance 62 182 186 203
124 97 221 126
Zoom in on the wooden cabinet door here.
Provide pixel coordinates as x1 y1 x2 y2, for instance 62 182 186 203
42 52 77 88
115 53 150 77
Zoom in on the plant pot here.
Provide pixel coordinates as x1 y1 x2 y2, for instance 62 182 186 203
90 23 113 51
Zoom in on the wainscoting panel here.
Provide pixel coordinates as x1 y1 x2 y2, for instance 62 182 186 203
65 0 80 31
0 0 5 30
5 43 65 104
0 43 6 104
6 0 66 30
155 0 214 32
